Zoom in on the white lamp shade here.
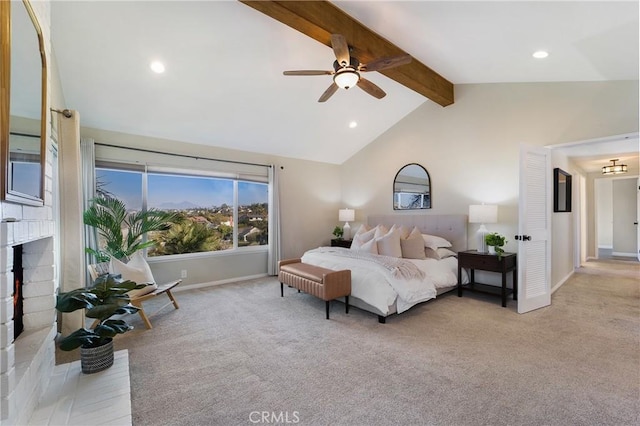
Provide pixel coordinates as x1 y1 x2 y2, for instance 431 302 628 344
338 208 355 222
468 204 498 224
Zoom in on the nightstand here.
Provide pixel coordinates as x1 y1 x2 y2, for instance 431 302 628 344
457 250 517 307
330 239 352 248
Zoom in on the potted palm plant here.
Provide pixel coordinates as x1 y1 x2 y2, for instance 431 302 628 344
56 274 145 373
83 196 179 262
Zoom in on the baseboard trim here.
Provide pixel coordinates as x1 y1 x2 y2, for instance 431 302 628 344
173 273 270 292
611 252 637 258
552 270 574 294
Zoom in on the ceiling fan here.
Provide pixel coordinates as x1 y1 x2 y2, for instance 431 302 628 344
283 34 412 102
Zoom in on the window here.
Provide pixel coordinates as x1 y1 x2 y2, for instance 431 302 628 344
95 165 269 257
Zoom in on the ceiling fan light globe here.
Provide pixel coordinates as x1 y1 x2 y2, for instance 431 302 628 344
334 69 360 89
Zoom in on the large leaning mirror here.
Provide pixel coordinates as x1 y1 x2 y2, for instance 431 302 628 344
0 0 47 206
393 163 431 209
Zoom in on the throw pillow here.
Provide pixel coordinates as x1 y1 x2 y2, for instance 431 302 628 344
376 228 402 258
400 235 426 259
109 252 158 297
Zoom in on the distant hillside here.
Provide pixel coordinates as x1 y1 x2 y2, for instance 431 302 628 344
155 201 204 210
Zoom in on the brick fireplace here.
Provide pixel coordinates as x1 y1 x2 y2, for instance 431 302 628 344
0 219 56 425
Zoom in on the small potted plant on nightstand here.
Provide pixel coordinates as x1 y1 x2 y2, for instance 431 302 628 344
332 226 344 240
485 232 507 258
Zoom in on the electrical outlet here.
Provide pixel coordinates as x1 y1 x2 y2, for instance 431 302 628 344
181 270 187 279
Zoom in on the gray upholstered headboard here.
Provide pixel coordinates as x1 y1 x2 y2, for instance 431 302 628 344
367 214 468 253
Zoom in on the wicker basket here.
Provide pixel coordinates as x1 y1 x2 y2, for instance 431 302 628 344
80 339 114 374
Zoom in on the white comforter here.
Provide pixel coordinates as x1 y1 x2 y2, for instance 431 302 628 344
301 247 466 315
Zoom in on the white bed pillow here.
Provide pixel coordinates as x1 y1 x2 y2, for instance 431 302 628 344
376 228 402 258
436 248 457 259
400 227 426 259
109 252 158 297
422 234 453 251
350 226 376 249
424 247 458 260
356 237 378 254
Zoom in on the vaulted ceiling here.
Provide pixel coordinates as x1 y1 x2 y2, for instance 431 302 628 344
50 1 639 165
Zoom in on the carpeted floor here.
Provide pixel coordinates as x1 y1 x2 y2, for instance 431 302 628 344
57 259 639 426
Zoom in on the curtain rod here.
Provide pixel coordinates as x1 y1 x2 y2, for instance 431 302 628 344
94 142 272 169
10 131 39 138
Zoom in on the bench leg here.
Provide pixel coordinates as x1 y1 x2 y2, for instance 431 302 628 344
345 295 349 314
132 300 153 329
166 290 180 309
325 301 330 320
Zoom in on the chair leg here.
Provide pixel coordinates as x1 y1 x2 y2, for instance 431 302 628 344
280 282 284 297
133 300 153 329
166 290 180 309
325 300 330 320
345 295 349 314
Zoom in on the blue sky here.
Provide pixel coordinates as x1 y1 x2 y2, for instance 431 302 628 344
12 162 40 197
97 169 267 210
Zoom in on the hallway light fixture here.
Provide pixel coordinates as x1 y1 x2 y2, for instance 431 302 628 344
602 159 627 175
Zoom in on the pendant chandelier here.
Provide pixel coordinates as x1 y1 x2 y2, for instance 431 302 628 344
602 159 628 175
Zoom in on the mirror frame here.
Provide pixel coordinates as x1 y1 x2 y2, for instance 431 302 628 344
553 168 572 213
0 0 47 206
393 163 432 210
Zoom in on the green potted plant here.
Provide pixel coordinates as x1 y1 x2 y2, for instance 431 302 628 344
332 226 344 240
55 274 145 373
485 232 507 258
83 196 179 262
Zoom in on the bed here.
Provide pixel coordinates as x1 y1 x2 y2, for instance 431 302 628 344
301 214 469 323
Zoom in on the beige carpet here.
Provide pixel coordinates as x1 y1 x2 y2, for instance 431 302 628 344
57 259 639 426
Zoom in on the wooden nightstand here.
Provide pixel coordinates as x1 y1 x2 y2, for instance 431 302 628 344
457 250 517 307
330 239 352 248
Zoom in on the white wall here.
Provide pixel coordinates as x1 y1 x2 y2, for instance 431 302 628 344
342 81 639 289
595 179 613 248
612 177 638 255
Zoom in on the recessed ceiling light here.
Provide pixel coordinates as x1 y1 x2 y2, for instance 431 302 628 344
349 121 358 129
150 61 165 73
532 50 549 59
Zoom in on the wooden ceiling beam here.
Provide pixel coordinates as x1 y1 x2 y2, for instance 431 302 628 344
239 0 454 106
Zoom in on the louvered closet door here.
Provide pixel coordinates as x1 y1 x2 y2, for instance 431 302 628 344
517 145 551 314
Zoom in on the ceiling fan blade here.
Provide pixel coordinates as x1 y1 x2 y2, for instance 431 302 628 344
360 54 412 72
357 78 386 99
318 83 339 102
331 34 350 67
283 70 333 76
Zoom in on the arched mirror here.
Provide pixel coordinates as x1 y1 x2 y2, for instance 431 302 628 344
1 0 47 206
393 163 431 210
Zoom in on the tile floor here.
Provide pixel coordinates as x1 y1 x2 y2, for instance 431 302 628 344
28 350 131 426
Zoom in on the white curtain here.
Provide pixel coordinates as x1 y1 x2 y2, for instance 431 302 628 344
80 138 98 275
267 165 281 275
58 110 84 334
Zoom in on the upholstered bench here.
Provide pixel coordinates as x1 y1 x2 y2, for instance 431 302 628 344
278 258 351 319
